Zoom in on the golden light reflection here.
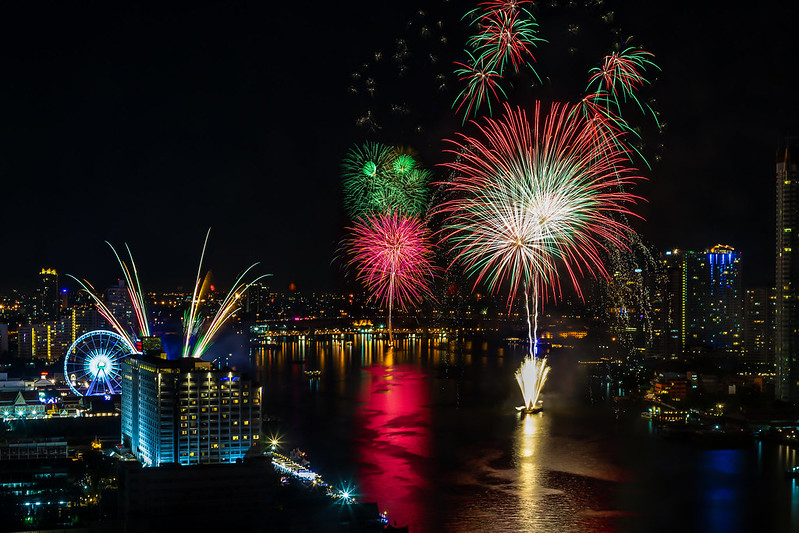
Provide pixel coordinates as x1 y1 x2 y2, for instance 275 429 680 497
384 345 394 367
516 413 544 528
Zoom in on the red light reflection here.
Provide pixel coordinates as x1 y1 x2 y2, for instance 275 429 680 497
354 365 432 531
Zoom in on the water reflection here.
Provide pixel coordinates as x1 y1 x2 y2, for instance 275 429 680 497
251 334 799 533
354 348 432 531
516 413 545 529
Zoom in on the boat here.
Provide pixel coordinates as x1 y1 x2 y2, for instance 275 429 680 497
290 448 311 468
517 400 543 415
786 466 799 478
304 369 321 378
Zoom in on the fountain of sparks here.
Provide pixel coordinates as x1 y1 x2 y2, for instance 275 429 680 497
515 355 550 413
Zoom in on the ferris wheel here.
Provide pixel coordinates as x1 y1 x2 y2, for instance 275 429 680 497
64 330 135 396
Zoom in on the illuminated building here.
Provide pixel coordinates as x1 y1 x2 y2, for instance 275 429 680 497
777 142 799 401
17 323 55 362
684 245 743 354
654 249 686 358
122 351 261 467
34 268 60 322
17 309 101 364
37 268 60 319
744 288 774 364
658 246 743 357
651 372 688 401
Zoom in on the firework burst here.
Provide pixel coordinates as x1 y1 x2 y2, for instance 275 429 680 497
587 46 660 125
436 101 645 410
342 143 432 218
467 5 543 76
452 50 507 123
437 101 644 307
346 211 436 344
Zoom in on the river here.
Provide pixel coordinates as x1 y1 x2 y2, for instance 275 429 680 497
248 334 799 533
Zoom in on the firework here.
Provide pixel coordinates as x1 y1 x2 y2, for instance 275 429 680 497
465 0 535 21
452 50 507 123
467 6 543 76
106 242 151 337
515 355 550 412
436 102 644 409
182 229 269 358
66 275 138 354
436 101 643 307
342 144 432 218
586 46 660 125
347 211 436 345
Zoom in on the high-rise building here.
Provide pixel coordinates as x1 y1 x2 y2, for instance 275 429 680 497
654 249 686 358
17 308 103 363
243 281 272 321
684 245 743 354
656 246 744 358
122 351 261 467
776 141 799 401
17 323 56 362
744 287 774 364
34 268 60 322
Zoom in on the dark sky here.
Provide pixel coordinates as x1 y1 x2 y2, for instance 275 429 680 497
0 1 797 293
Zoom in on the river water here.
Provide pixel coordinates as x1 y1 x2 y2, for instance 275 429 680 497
248 334 799 533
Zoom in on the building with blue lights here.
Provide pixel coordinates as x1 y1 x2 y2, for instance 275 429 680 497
684 245 743 354
121 353 261 467
658 246 743 358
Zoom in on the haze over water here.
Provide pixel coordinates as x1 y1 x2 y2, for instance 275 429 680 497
250 335 799 533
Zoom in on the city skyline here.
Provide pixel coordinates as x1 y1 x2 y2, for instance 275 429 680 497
0 2 797 293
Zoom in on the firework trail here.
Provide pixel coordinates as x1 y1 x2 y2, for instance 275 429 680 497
106 242 151 337
436 102 644 409
182 229 269 358
346 211 436 345
68 241 151 349
66 275 138 354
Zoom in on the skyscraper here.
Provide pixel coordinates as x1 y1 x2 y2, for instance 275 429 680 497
683 245 743 355
744 287 774 364
122 350 262 467
776 141 799 401
656 246 743 359
34 268 60 322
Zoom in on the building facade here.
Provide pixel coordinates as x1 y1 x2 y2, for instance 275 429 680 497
656 246 744 358
777 143 799 401
122 353 261 467
33 268 60 322
683 245 743 354
744 287 774 364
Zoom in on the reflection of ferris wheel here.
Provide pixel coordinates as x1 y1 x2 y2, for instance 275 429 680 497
64 330 135 396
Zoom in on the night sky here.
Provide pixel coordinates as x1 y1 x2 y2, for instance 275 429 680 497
1 1 797 293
